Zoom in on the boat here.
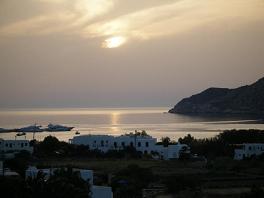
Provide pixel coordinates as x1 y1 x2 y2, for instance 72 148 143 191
75 131 80 135
16 132 26 136
17 124 43 132
46 124 74 132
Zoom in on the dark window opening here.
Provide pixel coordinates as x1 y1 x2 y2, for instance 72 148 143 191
145 142 149 147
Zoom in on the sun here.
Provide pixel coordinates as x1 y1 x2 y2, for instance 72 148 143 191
102 36 126 48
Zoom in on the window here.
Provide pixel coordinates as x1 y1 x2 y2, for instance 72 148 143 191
248 146 251 150
101 140 104 147
25 143 28 146
5 143 8 147
94 140 96 144
145 142 149 147
114 142 117 148
130 142 134 147
138 142 141 147
9 143 12 148
21 143 24 148
121 142 125 147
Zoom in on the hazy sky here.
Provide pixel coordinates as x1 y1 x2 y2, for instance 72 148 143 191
0 0 264 108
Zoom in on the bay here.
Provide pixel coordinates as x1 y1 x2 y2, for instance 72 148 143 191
0 107 264 142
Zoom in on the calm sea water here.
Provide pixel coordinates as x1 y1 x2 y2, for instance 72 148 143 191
0 107 264 142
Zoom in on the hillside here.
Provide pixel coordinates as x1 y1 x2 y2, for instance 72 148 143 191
169 77 264 115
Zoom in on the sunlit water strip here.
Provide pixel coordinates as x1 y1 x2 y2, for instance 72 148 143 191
0 107 264 142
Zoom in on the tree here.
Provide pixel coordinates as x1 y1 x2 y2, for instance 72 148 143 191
43 168 91 198
112 164 154 198
27 167 91 198
161 137 171 147
34 136 61 157
5 150 31 178
0 176 30 198
178 134 194 145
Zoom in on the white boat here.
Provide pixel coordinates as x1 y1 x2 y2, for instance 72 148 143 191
46 124 74 132
17 124 43 132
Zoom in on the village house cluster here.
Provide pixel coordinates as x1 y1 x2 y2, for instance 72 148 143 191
1 135 264 161
70 134 190 160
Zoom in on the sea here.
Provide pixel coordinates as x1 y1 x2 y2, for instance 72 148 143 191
0 107 264 142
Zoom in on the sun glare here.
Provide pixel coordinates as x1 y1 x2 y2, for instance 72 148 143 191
102 36 126 48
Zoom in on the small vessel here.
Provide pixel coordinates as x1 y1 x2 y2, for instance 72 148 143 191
16 132 26 136
17 124 43 132
75 131 80 135
46 123 74 132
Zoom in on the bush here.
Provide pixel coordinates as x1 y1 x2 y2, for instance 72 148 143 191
111 164 155 198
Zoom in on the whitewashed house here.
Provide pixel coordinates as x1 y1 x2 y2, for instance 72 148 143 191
70 134 190 160
25 166 113 198
0 138 33 154
234 143 264 160
155 144 190 160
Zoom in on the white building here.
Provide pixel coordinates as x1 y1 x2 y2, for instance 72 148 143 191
25 166 112 198
234 143 264 160
0 138 33 154
155 144 190 160
70 134 190 160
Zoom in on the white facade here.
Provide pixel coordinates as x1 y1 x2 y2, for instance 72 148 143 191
155 144 190 160
234 143 264 160
25 166 113 198
70 134 190 160
0 138 33 154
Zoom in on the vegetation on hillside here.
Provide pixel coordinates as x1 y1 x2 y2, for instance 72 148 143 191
0 167 91 198
178 129 264 158
111 164 155 198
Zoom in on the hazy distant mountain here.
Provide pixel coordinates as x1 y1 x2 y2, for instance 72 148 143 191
169 77 264 115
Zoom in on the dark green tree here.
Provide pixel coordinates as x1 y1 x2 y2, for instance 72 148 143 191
161 136 171 147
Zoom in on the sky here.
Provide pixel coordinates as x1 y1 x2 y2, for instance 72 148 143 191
0 0 264 108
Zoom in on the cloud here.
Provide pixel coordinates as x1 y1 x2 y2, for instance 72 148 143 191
0 0 263 47
84 0 264 41
0 0 114 36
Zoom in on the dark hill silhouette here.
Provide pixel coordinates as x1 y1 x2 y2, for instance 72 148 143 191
169 77 264 115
